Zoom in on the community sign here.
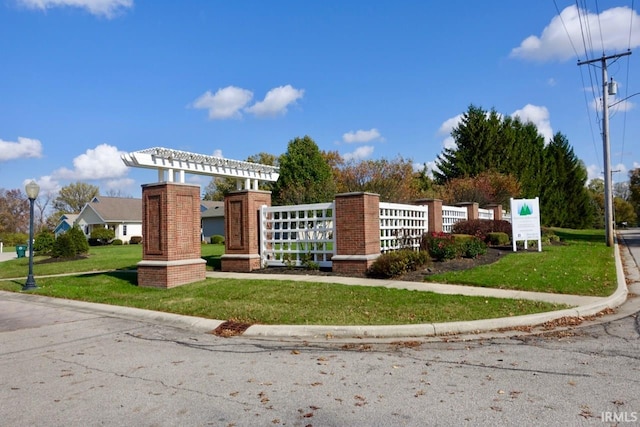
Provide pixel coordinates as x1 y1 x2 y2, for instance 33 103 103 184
510 197 541 252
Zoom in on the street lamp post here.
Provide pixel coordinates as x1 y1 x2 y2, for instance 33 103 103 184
22 180 40 291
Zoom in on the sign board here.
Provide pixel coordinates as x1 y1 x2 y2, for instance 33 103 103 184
510 197 541 252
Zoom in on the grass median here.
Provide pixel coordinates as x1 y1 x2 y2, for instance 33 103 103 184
0 228 615 326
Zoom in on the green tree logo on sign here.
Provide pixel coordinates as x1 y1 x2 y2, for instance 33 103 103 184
518 203 533 216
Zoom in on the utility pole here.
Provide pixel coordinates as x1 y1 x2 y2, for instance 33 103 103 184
578 50 631 247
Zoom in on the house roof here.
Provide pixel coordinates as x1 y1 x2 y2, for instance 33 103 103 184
201 201 225 218
83 197 142 222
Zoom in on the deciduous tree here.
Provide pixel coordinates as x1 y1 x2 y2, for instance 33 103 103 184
272 136 336 205
53 182 99 214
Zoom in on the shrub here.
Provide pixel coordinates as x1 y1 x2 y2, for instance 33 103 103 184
451 219 512 242
458 236 487 258
367 249 429 278
211 235 224 244
51 234 76 258
68 226 89 254
112 239 123 245
90 227 115 245
129 236 142 245
33 231 55 255
487 232 510 246
421 232 458 261
0 232 29 247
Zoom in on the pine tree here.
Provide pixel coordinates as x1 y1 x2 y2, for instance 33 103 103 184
540 132 594 228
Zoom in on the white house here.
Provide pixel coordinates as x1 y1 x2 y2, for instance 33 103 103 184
75 196 143 244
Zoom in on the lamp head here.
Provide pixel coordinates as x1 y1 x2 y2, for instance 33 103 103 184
25 180 40 200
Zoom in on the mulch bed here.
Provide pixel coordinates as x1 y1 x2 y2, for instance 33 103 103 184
249 246 521 282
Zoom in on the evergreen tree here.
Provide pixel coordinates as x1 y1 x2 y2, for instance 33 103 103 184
272 136 336 205
434 105 545 198
629 168 640 223
540 133 594 228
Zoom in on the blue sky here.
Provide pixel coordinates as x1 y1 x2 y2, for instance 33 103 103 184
1 0 639 202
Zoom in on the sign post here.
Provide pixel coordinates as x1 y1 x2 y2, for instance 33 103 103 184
510 197 542 252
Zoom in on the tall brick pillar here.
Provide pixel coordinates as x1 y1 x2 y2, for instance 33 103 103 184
221 190 271 272
414 199 442 233
457 202 479 220
486 204 503 220
332 192 380 275
137 182 206 289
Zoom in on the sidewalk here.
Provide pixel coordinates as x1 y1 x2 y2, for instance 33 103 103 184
1 232 638 340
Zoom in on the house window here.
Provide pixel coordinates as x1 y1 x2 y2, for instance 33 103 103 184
123 225 127 236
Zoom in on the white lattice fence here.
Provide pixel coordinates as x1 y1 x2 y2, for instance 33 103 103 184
478 208 495 220
379 202 429 253
442 205 467 233
260 203 335 268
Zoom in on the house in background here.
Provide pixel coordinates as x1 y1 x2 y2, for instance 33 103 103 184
200 200 225 242
54 213 79 238
75 196 143 244
55 196 226 244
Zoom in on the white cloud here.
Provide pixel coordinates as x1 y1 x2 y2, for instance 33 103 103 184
54 143 128 180
17 0 133 18
103 177 135 191
342 128 383 144
191 86 253 120
343 145 374 162
212 149 223 157
587 164 602 181
0 137 43 161
613 163 628 175
438 114 463 150
245 85 304 117
30 175 60 195
511 104 553 143
511 6 640 62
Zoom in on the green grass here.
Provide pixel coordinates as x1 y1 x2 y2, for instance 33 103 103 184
0 244 225 279
424 228 616 296
0 272 565 325
0 230 615 325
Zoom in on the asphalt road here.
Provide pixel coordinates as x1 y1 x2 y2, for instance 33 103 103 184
0 228 638 426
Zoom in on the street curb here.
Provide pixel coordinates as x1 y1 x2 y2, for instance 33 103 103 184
242 241 630 338
0 239 633 340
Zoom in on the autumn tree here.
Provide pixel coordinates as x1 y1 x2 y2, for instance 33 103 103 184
272 136 336 205
0 188 29 233
440 171 520 208
335 157 425 203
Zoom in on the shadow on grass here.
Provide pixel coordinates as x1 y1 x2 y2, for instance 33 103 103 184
553 229 605 243
202 255 222 271
77 270 139 286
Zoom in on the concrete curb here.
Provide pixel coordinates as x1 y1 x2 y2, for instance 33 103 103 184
0 239 634 340
242 241 631 338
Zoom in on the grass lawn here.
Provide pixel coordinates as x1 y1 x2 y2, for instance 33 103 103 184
0 229 615 325
423 228 617 297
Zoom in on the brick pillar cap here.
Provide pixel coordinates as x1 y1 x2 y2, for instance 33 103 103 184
335 191 379 197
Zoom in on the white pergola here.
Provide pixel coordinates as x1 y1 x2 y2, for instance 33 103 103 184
121 147 279 190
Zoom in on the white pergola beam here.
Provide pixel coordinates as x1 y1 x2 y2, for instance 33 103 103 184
121 147 280 187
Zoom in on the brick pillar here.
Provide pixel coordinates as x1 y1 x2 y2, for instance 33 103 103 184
331 192 380 275
457 202 479 220
137 182 206 289
414 199 442 233
486 204 503 220
221 190 271 272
